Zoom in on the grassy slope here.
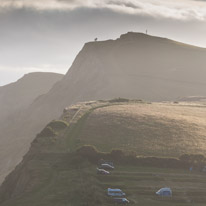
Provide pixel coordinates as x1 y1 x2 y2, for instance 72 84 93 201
2 155 206 206
64 101 206 157
1 100 206 206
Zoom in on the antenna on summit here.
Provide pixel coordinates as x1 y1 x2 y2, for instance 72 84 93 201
146 29 148 35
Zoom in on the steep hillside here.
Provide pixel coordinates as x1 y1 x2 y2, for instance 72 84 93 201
0 72 63 123
31 33 206 118
1 32 206 186
0 72 63 184
22 32 206 154
0 100 206 206
62 101 206 157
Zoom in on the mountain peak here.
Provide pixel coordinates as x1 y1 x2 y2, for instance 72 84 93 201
119 32 149 39
118 32 170 44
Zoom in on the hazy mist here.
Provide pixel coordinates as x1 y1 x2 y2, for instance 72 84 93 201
0 0 206 85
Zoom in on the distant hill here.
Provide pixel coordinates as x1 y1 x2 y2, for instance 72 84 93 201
1 32 206 186
0 72 63 184
0 72 63 122
178 96 206 102
0 100 206 206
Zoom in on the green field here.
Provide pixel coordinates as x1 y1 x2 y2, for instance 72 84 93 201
62 101 206 157
1 100 206 205
1 153 206 206
99 165 206 206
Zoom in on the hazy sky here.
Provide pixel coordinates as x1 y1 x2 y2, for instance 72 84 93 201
0 0 206 86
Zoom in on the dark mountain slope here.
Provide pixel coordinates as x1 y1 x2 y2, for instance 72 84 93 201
0 72 63 184
0 72 63 123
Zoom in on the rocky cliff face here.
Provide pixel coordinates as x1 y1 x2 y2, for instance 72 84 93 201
1 32 206 186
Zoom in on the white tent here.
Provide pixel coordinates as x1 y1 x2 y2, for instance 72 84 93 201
156 188 172 197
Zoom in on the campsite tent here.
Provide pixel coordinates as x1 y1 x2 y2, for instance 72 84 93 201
156 188 172 197
107 188 126 197
113 198 129 204
100 163 114 170
96 168 110 175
